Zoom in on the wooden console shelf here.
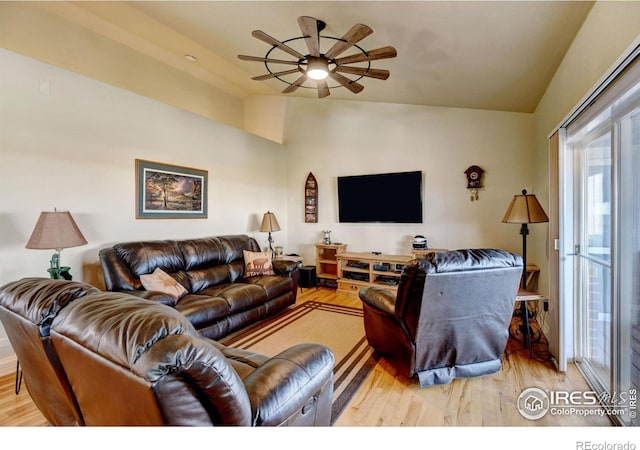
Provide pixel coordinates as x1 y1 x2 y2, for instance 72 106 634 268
315 243 347 287
336 252 412 296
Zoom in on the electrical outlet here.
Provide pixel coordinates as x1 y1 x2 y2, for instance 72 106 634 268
543 299 549 312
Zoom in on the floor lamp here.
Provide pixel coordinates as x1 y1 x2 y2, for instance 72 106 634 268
502 189 549 289
502 190 549 358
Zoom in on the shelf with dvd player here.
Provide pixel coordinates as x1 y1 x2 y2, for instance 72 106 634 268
336 252 412 296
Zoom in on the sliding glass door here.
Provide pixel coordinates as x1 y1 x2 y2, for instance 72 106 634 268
573 129 612 395
564 61 640 426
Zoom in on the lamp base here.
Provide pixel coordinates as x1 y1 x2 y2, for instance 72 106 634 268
48 267 72 280
48 251 72 280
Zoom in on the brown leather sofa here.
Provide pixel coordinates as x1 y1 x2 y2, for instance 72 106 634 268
99 234 298 340
359 249 522 387
0 278 335 426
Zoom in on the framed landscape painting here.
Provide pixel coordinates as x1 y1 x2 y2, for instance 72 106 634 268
136 159 208 219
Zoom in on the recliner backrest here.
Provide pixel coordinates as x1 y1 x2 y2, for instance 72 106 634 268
395 249 523 368
50 292 253 425
0 278 100 425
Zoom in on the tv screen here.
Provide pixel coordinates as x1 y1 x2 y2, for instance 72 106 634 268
337 171 423 223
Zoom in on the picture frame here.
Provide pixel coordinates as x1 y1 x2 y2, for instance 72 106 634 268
136 159 208 219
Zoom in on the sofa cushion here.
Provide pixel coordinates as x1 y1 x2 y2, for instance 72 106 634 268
187 266 231 292
178 238 226 271
200 283 268 313
140 268 188 304
243 275 293 299
219 235 260 260
174 294 231 328
243 250 275 277
114 241 185 276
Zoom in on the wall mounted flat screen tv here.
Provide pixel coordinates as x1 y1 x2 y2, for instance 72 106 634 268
337 171 423 223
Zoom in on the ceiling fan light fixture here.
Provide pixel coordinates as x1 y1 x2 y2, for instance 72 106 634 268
238 17 397 98
306 57 329 80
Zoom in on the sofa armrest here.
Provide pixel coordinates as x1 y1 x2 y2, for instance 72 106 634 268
359 286 396 315
272 259 298 274
242 343 334 426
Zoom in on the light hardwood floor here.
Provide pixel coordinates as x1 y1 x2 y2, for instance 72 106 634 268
0 287 611 427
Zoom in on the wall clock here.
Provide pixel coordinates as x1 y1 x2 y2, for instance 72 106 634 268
464 165 484 201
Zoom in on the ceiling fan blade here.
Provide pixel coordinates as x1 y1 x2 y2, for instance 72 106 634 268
334 66 390 80
252 30 304 60
317 80 330 98
334 46 397 65
238 55 299 66
252 68 302 81
328 72 364 94
324 24 373 59
298 16 321 57
282 75 307 94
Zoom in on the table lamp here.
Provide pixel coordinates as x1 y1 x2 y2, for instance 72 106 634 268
260 211 281 255
502 189 549 289
25 208 88 280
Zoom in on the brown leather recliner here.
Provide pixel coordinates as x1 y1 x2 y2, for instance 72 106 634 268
1 278 335 426
0 278 100 425
359 249 522 387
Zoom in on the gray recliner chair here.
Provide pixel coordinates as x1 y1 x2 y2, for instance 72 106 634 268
359 249 522 387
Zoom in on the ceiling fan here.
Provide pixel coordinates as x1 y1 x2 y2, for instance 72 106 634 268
237 16 397 98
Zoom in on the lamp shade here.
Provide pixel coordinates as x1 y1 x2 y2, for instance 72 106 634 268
502 190 549 224
25 210 88 250
259 211 281 233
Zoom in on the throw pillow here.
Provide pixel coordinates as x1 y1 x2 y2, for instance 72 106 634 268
243 250 276 277
140 267 188 302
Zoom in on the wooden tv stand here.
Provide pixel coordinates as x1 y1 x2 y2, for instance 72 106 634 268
336 252 413 296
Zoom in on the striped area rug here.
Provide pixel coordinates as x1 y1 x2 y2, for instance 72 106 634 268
220 300 378 424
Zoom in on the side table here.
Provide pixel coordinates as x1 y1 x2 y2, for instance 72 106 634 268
515 287 545 359
298 265 317 291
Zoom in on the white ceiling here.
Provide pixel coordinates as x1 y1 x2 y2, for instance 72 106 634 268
53 1 595 113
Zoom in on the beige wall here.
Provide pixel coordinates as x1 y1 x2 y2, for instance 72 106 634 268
532 2 640 361
281 98 536 263
0 2 246 131
0 49 288 375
